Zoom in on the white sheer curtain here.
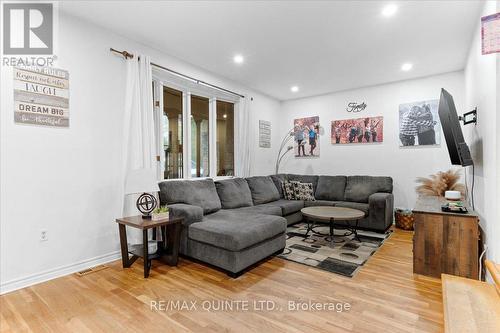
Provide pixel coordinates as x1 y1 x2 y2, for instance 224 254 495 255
120 53 156 242
235 96 251 177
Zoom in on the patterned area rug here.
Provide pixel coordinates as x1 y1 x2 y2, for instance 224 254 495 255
278 222 391 277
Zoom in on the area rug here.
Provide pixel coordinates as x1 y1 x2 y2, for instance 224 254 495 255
278 222 391 277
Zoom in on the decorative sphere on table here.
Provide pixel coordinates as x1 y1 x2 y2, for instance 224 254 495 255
136 193 157 218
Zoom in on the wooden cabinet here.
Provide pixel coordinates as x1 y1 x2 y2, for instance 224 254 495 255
413 196 479 279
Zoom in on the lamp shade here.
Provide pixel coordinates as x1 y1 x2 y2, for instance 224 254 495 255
125 168 159 194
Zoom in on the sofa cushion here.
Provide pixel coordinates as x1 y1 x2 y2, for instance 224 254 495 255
188 211 286 251
215 178 253 209
334 201 369 215
270 174 287 198
159 179 221 214
246 176 280 205
304 200 338 207
229 205 282 216
287 174 319 192
315 176 347 201
261 199 304 216
344 176 393 203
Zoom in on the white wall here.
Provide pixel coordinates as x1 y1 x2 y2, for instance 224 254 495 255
0 12 280 293
248 96 282 176
463 0 499 264
279 71 465 210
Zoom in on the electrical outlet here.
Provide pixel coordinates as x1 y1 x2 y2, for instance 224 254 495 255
40 230 48 241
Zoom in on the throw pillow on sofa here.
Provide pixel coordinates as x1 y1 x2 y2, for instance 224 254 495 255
282 180 315 201
282 180 298 200
296 182 316 201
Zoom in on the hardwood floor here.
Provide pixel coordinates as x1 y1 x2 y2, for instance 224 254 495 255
0 229 443 332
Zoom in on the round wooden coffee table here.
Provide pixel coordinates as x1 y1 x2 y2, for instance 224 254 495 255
301 206 365 244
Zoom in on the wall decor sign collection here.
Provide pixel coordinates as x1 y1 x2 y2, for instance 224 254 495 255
14 66 70 127
293 98 442 157
259 120 271 148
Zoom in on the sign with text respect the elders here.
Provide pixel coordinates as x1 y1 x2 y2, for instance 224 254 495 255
13 66 69 127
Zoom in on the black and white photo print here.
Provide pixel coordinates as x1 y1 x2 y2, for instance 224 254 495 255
399 99 441 147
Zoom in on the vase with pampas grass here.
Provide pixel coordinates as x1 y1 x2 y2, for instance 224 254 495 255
416 169 466 198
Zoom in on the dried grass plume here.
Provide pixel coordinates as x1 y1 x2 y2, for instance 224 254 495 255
416 169 465 197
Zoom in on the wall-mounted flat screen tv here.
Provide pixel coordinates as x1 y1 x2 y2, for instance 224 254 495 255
438 88 473 166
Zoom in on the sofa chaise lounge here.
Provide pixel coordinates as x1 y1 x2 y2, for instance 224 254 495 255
159 174 393 277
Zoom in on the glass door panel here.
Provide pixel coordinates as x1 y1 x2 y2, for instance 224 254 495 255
191 95 210 177
216 101 234 176
163 87 183 179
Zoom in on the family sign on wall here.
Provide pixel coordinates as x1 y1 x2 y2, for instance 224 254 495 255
14 66 70 128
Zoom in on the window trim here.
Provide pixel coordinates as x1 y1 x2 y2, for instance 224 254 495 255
153 73 238 180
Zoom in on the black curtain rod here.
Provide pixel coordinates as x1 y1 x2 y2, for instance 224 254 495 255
110 48 245 99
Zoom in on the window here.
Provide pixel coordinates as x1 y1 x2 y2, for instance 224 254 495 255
216 101 234 176
190 95 210 177
162 87 183 179
154 78 237 180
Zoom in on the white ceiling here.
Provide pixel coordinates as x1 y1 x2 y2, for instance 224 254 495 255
60 1 483 101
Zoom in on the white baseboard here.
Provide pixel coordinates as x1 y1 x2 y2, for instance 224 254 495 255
0 251 121 295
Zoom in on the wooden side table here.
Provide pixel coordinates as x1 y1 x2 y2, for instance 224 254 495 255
115 215 183 278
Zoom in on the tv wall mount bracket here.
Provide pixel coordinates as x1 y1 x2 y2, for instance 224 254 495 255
459 108 477 125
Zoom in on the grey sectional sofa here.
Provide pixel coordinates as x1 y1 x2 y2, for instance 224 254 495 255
158 174 393 277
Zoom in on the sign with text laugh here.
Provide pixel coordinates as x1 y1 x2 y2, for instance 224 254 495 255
14 66 69 127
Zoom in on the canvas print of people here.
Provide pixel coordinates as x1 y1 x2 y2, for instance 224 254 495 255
399 100 440 147
331 116 384 144
293 116 320 157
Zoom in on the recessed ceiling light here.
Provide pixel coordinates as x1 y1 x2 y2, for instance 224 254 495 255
233 54 244 64
291 86 299 93
223 114 227 119
382 4 398 17
401 63 413 71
